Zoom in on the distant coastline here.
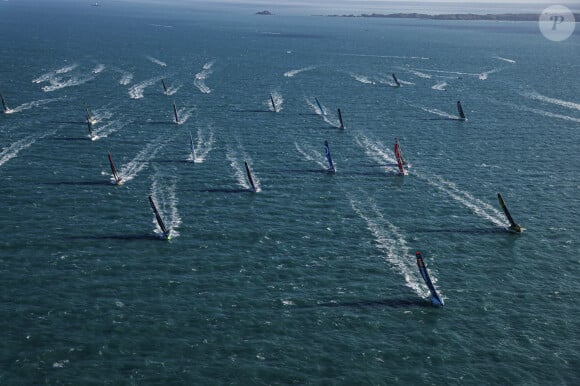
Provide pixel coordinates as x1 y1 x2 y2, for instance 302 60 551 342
322 13 580 22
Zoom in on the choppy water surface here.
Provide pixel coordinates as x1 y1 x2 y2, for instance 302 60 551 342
0 1 578 384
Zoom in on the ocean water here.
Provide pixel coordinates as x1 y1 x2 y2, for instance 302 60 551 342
1 1 579 384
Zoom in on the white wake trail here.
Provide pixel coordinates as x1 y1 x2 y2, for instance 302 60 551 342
190 126 214 163
128 76 164 99
146 56 167 67
348 195 427 298
116 137 169 184
0 130 55 167
4 98 61 114
194 60 215 94
294 142 327 170
522 91 580 112
284 66 315 78
355 135 397 172
415 171 508 227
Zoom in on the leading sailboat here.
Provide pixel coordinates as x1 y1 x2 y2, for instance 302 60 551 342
416 251 444 306
394 138 407 176
148 196 171 240
497 193 523 233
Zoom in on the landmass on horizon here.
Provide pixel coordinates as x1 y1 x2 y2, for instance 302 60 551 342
320 12 580 21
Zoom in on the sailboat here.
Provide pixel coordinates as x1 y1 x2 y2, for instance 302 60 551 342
315 97 326 115
270 94 277 112
1 93 9 113
107 151 122 185
85 107 96 139
394 138 408 166
324 140 336 173
394 139 407 176
416 251 444 306
188 132 197 162
457 101 466 121
244 161 258 192
337 108 345 129
161 79 168 94
173 101 179 124
148 196 171 240
497 193 523 233
392 73 401 87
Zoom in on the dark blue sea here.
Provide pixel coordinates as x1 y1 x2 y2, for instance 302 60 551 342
1 1 579 384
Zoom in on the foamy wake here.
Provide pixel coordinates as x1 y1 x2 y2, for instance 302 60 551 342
189 126 214 163
348 195 428 298
226 145 261 191
150 172 181 239
294 141 328 170
163 82 182 96
494 56 516 64
415 172 508 227
174 106 195 125
92 64 105 74
342 54 429 60
431 81 447 91
268 91 283 112
3 98 61 114
411 67 481 78
351 73 375 85
116 70 133 85
522 91 580 112
355 135 398 172
0 130 55 167
507 102 580 124
115 136 169 184
478 67 503 80
284 66 315 78
34 64 97 92
194 61 215 94
417 105 460 120
146 55 167 67
33 64 78 83
91 120 126 141
407 69 432 79
128 76 164 99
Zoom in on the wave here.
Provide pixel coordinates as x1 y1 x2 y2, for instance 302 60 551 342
0 130 55 167
294 141 328 170
150 172 181 239
521 91 580 112
348 195 428 298
128 76 164 99
4 98 61 114
115 136 168 184
189 126 214 163
146 56 167 67
494 56 516 64
415 172 508 228
284 66 315 78
431 81 447 91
